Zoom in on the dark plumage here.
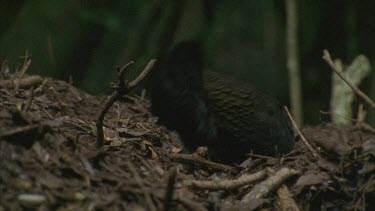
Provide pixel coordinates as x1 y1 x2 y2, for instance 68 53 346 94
151 41 294 164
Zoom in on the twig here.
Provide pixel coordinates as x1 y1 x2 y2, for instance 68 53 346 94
322 50 375 109
128 61 156 88
329 56 370 124
116 102 121 125
40 106 53 119
141 89 146 100
169 153 238 174
320 110 375 133
184 169 268 190
34 78 48 94
126 161 157 211
15 58 32 91
358 123 375 133
48 86 68 108
356 104 366 124
240 168 299 206
23 87 35 112
163 167 177 211
246 153 275 160
320 110 357 122
284 106 319 159
283 147 303 158
96 59 157 147
17 194 46 207
135 154 164 178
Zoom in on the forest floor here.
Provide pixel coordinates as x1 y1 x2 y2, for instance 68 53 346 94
0 73 374 211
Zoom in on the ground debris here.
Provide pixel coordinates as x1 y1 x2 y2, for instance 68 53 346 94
0 74 374 210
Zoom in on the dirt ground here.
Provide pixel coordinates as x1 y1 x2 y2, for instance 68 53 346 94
0 73 374 211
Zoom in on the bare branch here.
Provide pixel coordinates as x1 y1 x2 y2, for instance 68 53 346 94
284 106 319 159
323 50 375 109
184 169 268 190
96 59 157 147
170 153 238 174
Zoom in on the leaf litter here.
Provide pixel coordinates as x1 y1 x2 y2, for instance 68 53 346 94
0 74 374 210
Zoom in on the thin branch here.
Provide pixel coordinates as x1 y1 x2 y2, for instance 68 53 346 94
96 59 157 147
23 87 35 112
129 60 157 89
15 57 32 91
284 106 319 159
320 110 362 123
329 56 370 125
118 61 135 88
246 153 275 160
356 104 367 124
169 153 238 174
184 169 268 190
49 86 68 109
322 50 375 109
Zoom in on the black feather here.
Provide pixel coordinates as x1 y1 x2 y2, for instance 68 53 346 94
151 40 294 164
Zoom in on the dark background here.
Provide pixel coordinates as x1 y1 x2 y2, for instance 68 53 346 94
1 0 374 125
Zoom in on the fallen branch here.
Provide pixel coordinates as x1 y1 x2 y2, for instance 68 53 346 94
0 75 43 89
284 106 319 159
96 59 157 147
322 50 375 109
184 169 268 190
240 168 299 206
170 153 238 174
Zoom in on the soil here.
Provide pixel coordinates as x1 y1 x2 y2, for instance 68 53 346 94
0 73 374 211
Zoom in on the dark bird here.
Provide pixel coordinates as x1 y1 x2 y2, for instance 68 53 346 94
151 41 294 164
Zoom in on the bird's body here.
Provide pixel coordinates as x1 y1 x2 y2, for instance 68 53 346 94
151 41 294 164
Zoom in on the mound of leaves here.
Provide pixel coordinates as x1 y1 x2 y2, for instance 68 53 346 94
0 73 374 210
